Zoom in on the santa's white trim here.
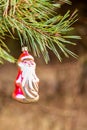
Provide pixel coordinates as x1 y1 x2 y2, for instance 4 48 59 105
21 55 34 60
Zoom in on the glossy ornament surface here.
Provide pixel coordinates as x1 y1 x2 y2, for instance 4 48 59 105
12 47 39 103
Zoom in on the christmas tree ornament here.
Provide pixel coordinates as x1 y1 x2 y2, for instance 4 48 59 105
12 47 39 103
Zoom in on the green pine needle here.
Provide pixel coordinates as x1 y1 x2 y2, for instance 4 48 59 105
0 47 16 63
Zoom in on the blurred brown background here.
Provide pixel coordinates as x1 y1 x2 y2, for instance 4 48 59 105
0 1 87 130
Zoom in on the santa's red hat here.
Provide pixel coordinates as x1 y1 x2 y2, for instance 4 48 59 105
18 47 34 61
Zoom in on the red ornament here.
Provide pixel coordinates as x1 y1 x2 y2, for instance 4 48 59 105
12 47 39 103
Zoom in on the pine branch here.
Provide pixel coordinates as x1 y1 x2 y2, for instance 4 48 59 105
0 0 80 63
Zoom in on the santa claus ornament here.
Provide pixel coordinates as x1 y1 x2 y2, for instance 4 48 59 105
12 47 39 103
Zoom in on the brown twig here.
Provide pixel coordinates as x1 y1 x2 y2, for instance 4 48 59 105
3 0 11 17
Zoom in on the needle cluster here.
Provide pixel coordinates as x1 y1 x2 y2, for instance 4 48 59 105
0 0 80 63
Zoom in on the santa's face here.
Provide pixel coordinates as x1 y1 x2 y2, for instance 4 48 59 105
18 59 36 71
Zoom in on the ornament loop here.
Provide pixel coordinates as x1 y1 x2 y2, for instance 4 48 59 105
22 46 28 52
